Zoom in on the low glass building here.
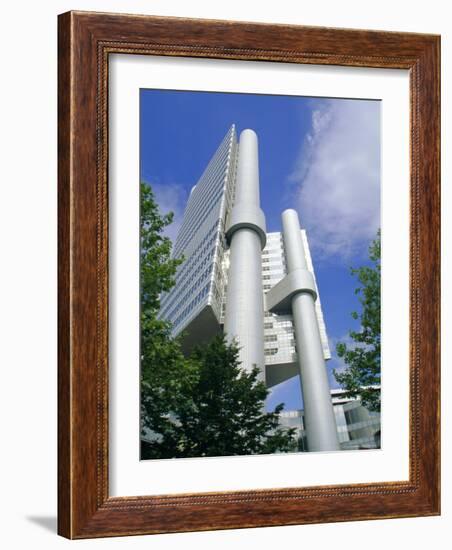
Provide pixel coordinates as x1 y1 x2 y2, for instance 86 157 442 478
279 389 381 451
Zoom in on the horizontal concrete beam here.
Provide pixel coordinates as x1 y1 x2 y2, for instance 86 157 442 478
225 202 267 249
265 268 317 314
265 361 299 388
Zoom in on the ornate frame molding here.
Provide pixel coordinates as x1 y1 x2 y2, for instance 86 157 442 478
58 11 440 538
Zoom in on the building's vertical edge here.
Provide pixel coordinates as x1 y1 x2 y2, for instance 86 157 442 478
282 209 340 451
57 11 73 539
224 130 266 378
212 126 238 322
160 126 236 340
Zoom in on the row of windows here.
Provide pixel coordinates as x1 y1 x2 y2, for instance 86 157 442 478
262 269 285 277
160 245 218 317
174 137 236 254
175 242 216 289
164 211 237 325
264 336 295 347
160 221 219 309
175 187 223 253
177 169 226 240
161 263 213 323
175 133 233 231
264 238 283 247
175 221 218 276
262 248 281 255
262 266 285 273
262 252 283 260
275 320 293 328
262 257 285 264
264 349 299 360
160 249 215 317
161 239 219 316
172 282 210 329
174 189 226 256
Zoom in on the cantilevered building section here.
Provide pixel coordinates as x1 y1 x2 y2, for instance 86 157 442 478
158 125 339 451
262 230 330 388
158 125 238 350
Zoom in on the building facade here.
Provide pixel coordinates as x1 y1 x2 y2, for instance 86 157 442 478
158 125 238 351
260 230 330 389
158 126 330 385
157 125 368 452
279 389 381 451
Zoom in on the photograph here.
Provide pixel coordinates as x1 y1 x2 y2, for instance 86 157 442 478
50 4 440 541
0 0 443 544
139 89 382 460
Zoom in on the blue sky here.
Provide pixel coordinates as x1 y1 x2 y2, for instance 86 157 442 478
140 88 380 412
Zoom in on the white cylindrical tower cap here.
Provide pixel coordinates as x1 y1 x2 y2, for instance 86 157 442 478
236 129 260 205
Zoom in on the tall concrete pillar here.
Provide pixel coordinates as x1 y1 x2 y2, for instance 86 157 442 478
282 209 340 451
224 129 267 379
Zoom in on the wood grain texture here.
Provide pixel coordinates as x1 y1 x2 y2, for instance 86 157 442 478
57 10 72 538
57 10 440 539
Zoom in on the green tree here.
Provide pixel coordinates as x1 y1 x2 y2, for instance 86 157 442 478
142 335 296 459
140 182 192 457
140 182 183 316
140 183 295 459
334 231 381 412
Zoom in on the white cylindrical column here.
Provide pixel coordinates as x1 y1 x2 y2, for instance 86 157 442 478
224 130 266 380
234 129 260 205
282 209 340 452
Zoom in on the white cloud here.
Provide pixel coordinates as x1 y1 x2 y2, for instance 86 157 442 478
327 334 353 370
147 182 188 244
289 99 381 260
325 333 356 388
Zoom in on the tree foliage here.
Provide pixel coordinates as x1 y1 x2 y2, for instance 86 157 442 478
140 182 183 316
140 182 192 456
142 335 296 459
140 182 295 459
334 231 381 412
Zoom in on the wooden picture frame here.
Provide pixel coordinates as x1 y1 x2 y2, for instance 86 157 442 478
58 10 440 539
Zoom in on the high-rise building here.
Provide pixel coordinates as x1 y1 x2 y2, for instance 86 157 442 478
261 230 330 389
158 125 340 451
158 125 237 351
